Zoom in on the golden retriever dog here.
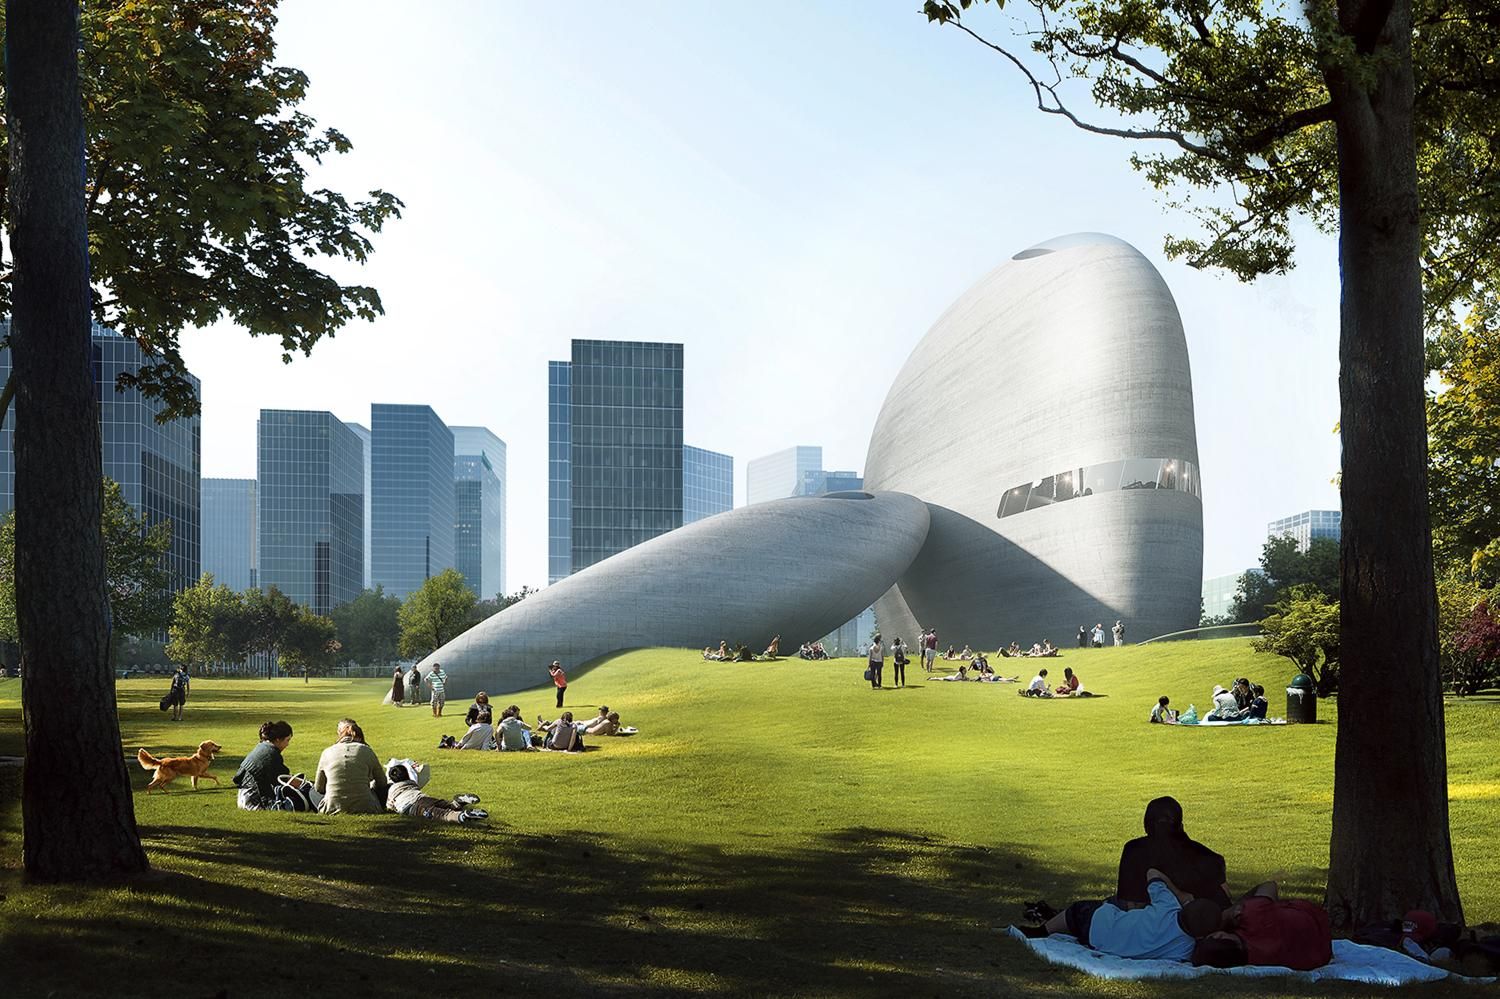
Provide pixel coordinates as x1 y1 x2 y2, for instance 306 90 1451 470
137 740 222 793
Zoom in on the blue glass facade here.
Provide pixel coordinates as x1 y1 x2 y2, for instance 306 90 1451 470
371 404 455 600
746 445 823 505
0 323 201 590
548 361 572 584
257 410 364 616
565 340 684 574
452 425 506 599
684 445 733 523
203 478 257 591
345 422 372 589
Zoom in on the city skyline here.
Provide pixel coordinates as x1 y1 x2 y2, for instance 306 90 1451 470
177 2 1345 591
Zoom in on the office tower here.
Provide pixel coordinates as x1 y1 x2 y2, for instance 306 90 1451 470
371 404 455 600
796 470 863 496
683 445 733 523
0 323 201 588
345 422 372 589
1268 509 1342 552
746 445 823 506
548 340 684 579
452 425 507 599
257 410 364 616
203 478 257 591
1201 569 1260 621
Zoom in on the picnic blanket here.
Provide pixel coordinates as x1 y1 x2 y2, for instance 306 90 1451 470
1181 717 1287 727
1005 927 1494 985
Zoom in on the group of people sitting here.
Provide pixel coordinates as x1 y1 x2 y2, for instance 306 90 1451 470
436 692 627 752
1021 796 1333 971
936 652 1018 683
999 640 1060 658
232 718 489 822
797 641 830 660
1150 677 1268 724
1020 666 1090 697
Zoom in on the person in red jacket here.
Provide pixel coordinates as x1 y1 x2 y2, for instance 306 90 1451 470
1191 881 1333 970
548 660 568 708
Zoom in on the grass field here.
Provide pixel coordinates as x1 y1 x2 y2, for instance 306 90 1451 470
1 637 1497 997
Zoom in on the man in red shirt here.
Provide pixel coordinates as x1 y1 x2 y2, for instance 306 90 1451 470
1192 881 1333 970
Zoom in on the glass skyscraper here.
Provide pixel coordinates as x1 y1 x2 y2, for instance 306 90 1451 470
345 422 372 590
746 445 823 505
202 478 257 591
548 340 685 578
452 425 506 600
548 362 573 584
683 445 733 523
371 404 455 600
257 410 364 616
1268 509 1342 552
0 322 201 589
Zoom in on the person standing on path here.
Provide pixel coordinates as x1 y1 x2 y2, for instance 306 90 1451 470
427 663 447 717
1112 620 1125 647
867 634 885 689
168 664 191 721
549 660 568 708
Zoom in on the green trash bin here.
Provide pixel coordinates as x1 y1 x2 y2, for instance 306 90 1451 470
1286 673 1317 723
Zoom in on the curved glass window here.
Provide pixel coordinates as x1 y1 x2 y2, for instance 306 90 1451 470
996 458 1201 519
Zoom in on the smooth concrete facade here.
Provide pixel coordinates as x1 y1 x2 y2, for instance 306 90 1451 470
864 233 1203 647
417 492 929 694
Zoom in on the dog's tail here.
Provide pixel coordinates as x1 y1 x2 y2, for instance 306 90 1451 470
137 748 163 769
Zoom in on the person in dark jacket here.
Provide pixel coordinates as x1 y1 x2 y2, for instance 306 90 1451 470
464 692 492 727
166 664 191 721
233 720 293 810
1115 796 1230 909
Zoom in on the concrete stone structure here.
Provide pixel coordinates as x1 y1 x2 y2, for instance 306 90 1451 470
418 232 1202 693
418 492 929 694
864 232 1202 647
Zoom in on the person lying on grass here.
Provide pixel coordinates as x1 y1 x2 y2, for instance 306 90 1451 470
1020 868 1222 961
1191 881 1333 971
580 706 621 736
384 761 488 824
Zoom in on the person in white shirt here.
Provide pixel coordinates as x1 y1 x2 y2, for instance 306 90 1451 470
1024 669 1053 697
1150 696 1179 724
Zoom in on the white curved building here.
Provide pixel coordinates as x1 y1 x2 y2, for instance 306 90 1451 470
864 232 1203 648
417 491 929 694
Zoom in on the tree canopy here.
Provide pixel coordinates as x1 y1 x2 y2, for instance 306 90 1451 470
0 0 402 418
1429 328 1500 585
398 569 477 660
331 586 401 668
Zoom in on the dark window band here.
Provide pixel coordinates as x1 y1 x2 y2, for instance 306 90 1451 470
997 459 1200 519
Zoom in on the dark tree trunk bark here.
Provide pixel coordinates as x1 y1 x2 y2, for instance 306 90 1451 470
1323 0 1460 926
6 0 149 879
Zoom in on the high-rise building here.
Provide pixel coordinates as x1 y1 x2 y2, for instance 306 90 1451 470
1268 509 1342 552
547 361 572 584
746 445 823 506
796 470 863 497
371 404 455 600
548 340 684 579
257 410 364 616
683 445 733 523
452 425 506 600
1201 569 1259 622
203 478 257 591
0 323 201 588
345 422 372 590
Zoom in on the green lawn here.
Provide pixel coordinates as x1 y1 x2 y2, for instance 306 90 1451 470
1 638 1497 997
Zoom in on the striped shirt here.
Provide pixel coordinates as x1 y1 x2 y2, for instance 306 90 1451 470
428 670 446 694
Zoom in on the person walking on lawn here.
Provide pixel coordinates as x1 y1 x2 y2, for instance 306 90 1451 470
427 663 448 717
549 660 568 708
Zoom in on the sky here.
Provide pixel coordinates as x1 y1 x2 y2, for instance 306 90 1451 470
181 0 1345 593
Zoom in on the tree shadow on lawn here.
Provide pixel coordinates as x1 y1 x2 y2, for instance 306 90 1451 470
0 819 1393 999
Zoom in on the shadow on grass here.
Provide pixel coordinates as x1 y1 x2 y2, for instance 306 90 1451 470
0 815 1374 999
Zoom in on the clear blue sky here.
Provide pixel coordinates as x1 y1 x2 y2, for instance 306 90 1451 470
182 0 1344 593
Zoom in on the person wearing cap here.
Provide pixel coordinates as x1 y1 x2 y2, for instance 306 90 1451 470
1191 880 1333 970
548 661 567 708
1115 796 1230 909
1205 683 1239 720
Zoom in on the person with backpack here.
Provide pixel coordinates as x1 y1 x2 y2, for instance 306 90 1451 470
166 664 191 721
891 637 909 688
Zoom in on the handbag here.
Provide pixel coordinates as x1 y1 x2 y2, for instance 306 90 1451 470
863 668 873 681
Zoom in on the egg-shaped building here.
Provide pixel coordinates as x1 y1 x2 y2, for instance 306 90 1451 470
864 233 1203 649
416 491 930 694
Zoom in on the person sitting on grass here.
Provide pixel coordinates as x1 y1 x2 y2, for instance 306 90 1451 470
762 634 781 658
942 645 958 660
716 640 730 661
383 761 488 824
233 720 293 811
1190 881 1333 971
448 717 494 750
464 692 493 727
1150 696 1179 724
537 711 584 751
703 646 721 661
1020 868 1223 962
315 718 387 815
496 705 535 751
1055 666 1081 697
1115 796 1230 910
1022 669 1052 697
1041 639 1058 657
958 645 975 660
1246 684 1269 720
1205 684 1240 720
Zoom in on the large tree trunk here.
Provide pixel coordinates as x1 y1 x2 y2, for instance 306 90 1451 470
6 0 149 879
1323 0 1460 926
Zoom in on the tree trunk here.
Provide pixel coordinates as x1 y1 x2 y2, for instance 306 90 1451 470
1323 0 1460 926
6 0 149 879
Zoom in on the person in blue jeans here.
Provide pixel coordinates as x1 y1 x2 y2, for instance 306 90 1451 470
866 634 885 689
1021 868 1221 961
